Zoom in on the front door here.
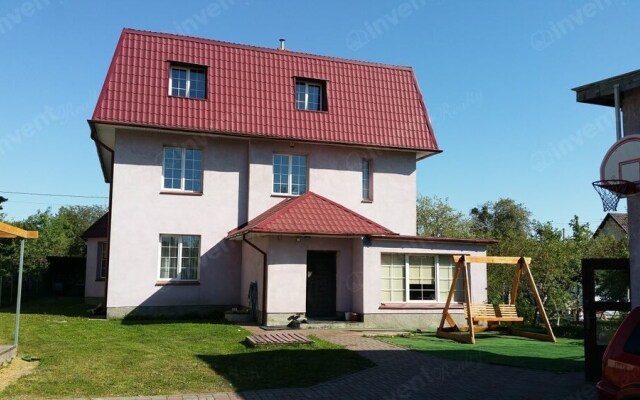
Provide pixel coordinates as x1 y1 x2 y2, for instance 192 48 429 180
306 251 337 318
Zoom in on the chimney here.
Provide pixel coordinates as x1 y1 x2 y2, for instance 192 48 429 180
279 39 285 50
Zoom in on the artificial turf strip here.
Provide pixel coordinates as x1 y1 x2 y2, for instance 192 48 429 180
0 298 373 399
380 332 584 373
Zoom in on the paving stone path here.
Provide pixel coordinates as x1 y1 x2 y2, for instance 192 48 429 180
64 327 597 400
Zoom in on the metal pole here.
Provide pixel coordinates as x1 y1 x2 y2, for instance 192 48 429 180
14 239 25 347
614 84 622 140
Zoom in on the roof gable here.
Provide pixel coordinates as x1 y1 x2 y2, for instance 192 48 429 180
91 29 439 154
227 192 396 238
82 213 109 239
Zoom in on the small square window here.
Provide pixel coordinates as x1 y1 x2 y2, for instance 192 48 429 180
295 79 326 111
170 65 207 99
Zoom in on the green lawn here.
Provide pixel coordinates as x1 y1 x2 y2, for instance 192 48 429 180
381 331 584 373
0 297 373 399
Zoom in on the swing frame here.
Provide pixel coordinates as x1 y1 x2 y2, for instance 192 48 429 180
436 255 556 344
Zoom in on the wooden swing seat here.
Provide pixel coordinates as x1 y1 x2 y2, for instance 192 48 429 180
464 303 524 323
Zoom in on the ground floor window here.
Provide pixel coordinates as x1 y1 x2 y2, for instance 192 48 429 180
380 254 463 303
159 235 200 280
97 241 108 280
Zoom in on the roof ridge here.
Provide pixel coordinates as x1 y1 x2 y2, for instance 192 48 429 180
122 28 414 72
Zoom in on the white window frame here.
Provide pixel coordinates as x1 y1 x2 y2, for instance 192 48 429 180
380 254 465 304
157 234 201 282
295 81 323 111
162 147 202 193
169 66 206 99
272 154 308 196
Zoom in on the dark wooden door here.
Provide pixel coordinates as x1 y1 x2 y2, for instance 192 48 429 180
306 251 337 318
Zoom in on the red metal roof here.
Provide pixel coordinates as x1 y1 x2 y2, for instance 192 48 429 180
227 192 396 238
91 29 439 153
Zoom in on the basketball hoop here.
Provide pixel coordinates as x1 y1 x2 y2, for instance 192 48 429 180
592 180 636 211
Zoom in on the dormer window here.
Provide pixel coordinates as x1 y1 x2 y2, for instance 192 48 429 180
169 65 206 99
295 79 326 111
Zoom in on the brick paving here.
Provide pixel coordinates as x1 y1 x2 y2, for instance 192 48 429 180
63 326 597 400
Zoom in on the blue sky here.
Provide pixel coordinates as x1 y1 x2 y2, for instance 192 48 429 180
0 0 638 232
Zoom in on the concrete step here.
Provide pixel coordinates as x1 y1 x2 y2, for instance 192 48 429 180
300 320 366 330
0 345 16 366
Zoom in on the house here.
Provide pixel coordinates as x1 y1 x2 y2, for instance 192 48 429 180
85 28 492 328
593 212 628 240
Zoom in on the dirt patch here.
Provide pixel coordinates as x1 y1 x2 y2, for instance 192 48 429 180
0 358 39 392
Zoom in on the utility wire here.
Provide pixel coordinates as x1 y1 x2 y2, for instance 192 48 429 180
0 190 107 199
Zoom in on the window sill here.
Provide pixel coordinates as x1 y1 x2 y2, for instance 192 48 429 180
361 199 373 203
271 193 301 198
168 95 207 101
159 191 203 196
379 303 463 310
295 108 329 114
155 281 200 286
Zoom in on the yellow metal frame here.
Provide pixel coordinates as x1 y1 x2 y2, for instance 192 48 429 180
436 255 556 344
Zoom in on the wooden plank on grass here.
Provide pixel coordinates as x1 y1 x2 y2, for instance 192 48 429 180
245 333 313 347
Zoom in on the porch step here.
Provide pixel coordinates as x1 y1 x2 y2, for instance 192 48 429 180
224 308 255 323
0 345 16 366
246 333 313 347
300 320 366 330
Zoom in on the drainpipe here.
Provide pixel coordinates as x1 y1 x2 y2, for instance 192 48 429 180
614 84 622 139
242 234 268 325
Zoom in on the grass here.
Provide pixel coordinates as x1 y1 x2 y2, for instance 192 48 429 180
380 331 584 373
0 297 373 399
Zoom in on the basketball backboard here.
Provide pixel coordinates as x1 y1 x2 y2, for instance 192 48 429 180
601 136 640 183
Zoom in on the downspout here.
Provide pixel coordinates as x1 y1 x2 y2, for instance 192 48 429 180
242 234 267 325
614 84 622 139
90 124 114 315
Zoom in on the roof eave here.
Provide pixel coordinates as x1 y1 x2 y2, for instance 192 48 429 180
573 69 640 107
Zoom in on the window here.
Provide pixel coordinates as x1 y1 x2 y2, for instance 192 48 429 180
159 235 200 280
97 242 108 280
380 254 464 303
381 254 406 302
362 159 372 201
162 147 202 192
272 154 307 195
169 66 206 99
295 80 325 111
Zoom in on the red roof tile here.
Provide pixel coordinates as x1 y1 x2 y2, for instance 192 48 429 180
227 192 396 238
91 29 439 153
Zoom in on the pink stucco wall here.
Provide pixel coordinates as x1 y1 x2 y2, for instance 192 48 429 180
107 129 245 312
247 139 417 235
84 237 106 301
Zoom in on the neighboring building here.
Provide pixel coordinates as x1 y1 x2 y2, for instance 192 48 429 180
593 212 628 240
85 28 492 328
82 213 109 304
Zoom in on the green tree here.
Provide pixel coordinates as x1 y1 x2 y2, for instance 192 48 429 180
470 199 533 304
416 195 471 238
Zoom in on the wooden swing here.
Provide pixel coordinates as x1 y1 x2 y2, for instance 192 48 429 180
436 255 556 344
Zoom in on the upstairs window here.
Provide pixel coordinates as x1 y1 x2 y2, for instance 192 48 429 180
273 154 307 196
163 147 202 192
170 65 206 99
295 79 326 111
362 159 372 201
